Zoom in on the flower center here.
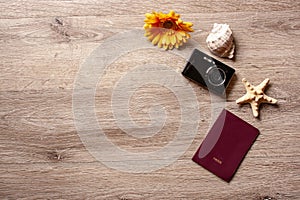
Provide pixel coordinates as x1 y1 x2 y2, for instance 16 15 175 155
163 20 174 29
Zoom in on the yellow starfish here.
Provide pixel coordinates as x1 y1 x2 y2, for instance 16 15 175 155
236 78 277 117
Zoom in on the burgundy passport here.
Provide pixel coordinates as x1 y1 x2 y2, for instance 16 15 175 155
192 109 259 182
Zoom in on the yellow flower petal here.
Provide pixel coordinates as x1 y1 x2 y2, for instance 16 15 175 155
144 18 158 24
179 30 187 36
147 33 157 41
169 43 174 50
143 24 151 29
145 13 153 18
184 22 193 27
158 37 163 48
175 31 183 41
162 33 170 45
152 33 161 45
163 43 169 50
170 34 176 45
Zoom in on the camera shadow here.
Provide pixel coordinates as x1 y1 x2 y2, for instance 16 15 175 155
225 73 238 99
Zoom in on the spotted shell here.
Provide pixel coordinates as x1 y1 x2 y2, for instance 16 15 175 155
206 23 235 59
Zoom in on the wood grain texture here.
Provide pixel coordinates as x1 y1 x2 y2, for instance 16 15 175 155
0 0 300 199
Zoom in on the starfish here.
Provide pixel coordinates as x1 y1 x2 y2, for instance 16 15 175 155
236 78 277 117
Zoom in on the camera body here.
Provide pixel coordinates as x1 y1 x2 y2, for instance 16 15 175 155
182 49 235 96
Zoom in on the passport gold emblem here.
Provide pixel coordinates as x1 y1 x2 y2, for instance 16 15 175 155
213 157 222 164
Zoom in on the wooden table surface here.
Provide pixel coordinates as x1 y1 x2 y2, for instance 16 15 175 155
1 0 299 199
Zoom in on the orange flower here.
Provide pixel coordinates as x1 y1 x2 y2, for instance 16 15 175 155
144 10 194 50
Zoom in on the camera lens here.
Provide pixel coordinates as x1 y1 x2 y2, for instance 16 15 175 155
207 67 226 86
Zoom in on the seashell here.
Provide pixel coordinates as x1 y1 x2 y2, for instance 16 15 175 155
206 23 235 59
